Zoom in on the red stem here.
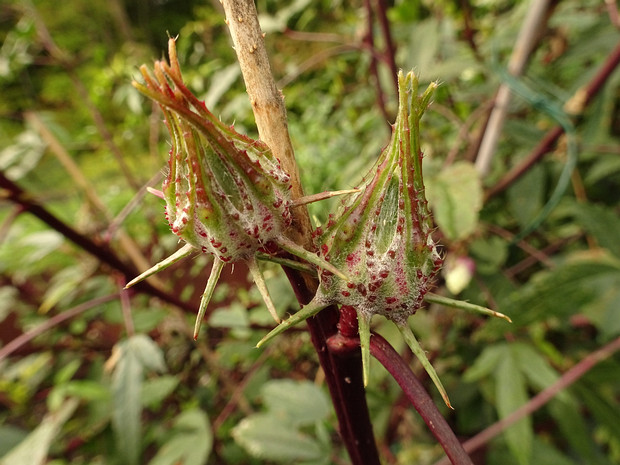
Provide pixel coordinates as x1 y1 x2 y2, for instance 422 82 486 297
370 333 474 465
282 268 382 465
0 171 194 313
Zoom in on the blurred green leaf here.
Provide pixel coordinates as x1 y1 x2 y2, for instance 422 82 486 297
426 161 482 241
498 256 620 328
572 203 620 258
495 346 532 465
508 164 546 229
463 344 506 382
0 398 78 465
141 375 180 409
149 409 212 465
111 335 166 465
232 413 325 463
261 379 331 427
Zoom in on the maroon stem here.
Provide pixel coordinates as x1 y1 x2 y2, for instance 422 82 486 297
283 268 381 465
0 171 194 313
370 333 474 465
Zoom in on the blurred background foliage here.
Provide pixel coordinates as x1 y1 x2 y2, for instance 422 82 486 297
1 0 620 464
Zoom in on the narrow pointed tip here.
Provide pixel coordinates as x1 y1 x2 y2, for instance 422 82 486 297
146 186 165 199
124 276 141 289
256 298 329 348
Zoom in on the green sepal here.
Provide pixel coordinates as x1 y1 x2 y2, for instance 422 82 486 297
357 313 372 387
397 323 453 409
277 237 350 281
256 297 329 348
424 293 512 322
247 256 280 323
194 257 225 340
124 243 194 289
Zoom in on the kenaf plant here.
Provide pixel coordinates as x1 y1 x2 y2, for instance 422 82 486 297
128 34 509 463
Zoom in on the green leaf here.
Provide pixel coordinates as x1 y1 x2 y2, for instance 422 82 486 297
48 379 110 411
463 344 507 382
111 335 166 465
149 409 212 465
141 375 180 409
495 347 532 465
507 164 546 229
548 399 606 464
0 398 78 465
574 382 620 445
512 343 561 394
261 379 331 427
426 161 482 241
39 266 87 313
0 426 27 457
497 257 620 328
572 203 620 258
529 437 580 465
232 413 325 462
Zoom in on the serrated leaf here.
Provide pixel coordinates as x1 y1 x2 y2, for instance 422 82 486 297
498 258 620 328
495 347 532 465
149 409 212 465
232 413 324 462
572 203 620 259
426 161 482 241
512 343 562 396
261 379 330 427
0 398 78 465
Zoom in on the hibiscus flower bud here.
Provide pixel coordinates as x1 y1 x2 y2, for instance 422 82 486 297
126 38 346 339
258 71 451 406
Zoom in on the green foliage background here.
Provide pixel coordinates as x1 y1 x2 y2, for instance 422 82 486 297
1 0 620 464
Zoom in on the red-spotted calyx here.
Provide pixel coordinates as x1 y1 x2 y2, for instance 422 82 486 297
126 38 346 339
258 71 452 406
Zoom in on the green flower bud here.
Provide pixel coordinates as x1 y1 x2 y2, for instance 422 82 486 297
127 38 345 339
259 71 451 406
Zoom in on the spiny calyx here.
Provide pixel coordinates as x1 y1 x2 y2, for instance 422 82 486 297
126 38 346 339
260 71 447 405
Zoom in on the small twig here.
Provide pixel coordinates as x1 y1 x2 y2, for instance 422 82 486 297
485 39 620 200
0 293 120 362
220 3 382 463
363 0 392 126
0 171 195 314
117 276 135 337
373 0 398 93
432 335 620 465
26 2 141 190
475 0 553 176
24 112 163 288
